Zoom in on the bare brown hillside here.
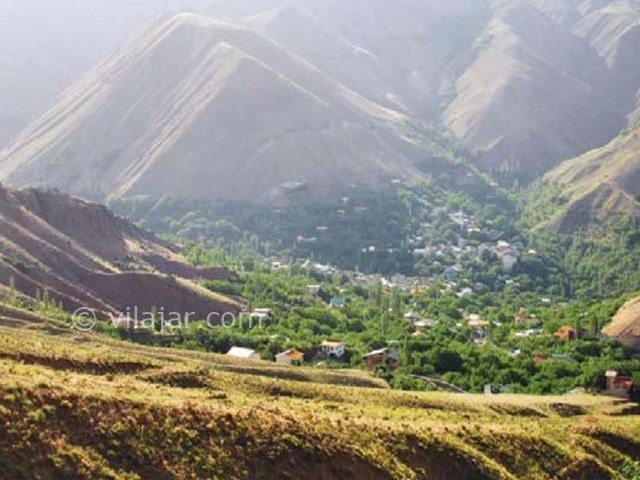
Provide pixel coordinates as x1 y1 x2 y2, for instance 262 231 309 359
211 0 639 180
3 1 639 194
0 183 242 320
603 296 640 349
0 13 427 204
0 0 213 148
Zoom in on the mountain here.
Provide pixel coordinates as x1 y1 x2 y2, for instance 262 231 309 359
573 0 640 107
207 0 639 180
531 125 640 231
0 183 242 320
2 1 640 192
0 13 433 204
444 1 625 180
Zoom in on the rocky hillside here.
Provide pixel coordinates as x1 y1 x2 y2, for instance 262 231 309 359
2 1 639 196
208 0 639 176
0 183 242 320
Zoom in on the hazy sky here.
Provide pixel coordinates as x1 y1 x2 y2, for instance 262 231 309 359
0 0 211 143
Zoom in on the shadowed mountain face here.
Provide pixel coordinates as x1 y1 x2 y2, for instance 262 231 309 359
0 0 639 198
0 183 242 320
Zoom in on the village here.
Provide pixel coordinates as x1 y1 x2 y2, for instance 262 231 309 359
225 329 635 400
221 251 637 400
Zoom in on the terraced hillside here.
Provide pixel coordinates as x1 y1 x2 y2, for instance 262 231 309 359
0 321 639 480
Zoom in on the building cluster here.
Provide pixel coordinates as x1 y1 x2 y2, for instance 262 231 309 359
226 338 404 373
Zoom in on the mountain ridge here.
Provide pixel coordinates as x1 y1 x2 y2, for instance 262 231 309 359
530 124 640 232
2 1 640 197
0 12 433 204
0 182 242 320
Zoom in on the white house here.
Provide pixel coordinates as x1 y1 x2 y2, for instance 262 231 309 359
320 340 345 358
227 347 260 361
493 241 518 271
307 285 322 296
250 308 272 323
270 261 287 271
468 318 489 329
414 319 438 329
467 313 482 323
457 287 474 297
403 312 422 325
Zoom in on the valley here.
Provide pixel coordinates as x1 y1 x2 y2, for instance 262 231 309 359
0 1 639 478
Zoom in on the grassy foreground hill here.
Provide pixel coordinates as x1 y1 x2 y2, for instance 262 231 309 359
1 321 639 480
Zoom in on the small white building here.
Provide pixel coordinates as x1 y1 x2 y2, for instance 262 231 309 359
467 313 482 323
414 319 438 329
307 285 322 296
250 308 272 322
320 340 345 358
457 287 474 297
493 241 518 271
270 261 286 271
227 347 260 361
403 312 422 325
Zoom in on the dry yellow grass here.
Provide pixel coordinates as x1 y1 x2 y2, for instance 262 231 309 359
603 296 640 348
0 325 639 479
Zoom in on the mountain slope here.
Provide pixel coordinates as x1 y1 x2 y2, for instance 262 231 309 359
242 4 403 113
0 13 431 204
0 183 241 319
604 295 640 348
444 1 624 180
2 326 640 479
0 0 214 148
208 0 638 180
573 0 640 106
209 0 492 118
531 125 640 231
2 1 640 187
